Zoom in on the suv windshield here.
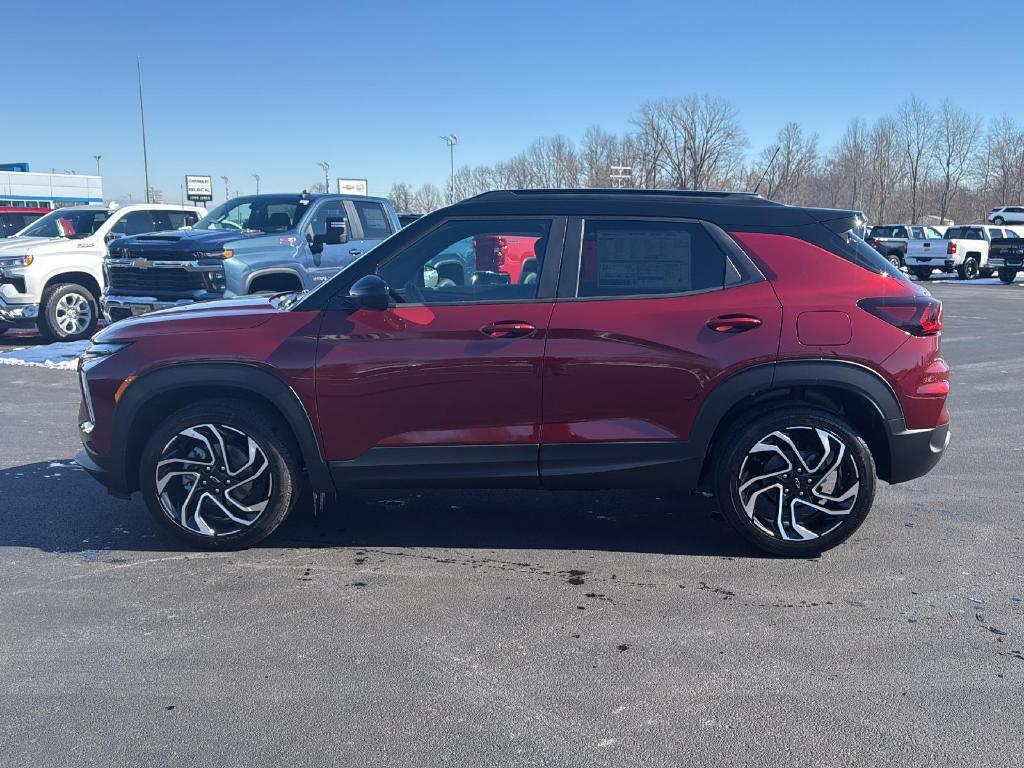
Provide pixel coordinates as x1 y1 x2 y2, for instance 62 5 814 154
19 208 109 239
195 196 310 233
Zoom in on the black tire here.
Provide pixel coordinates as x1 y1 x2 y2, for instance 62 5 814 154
713 407 877 557
139 399 302 549
998 268 1018 284
37 282 98 342
912 267 932 281
979 268 995 279
993 216 1005 225
886 252 903 269
956 257 979 280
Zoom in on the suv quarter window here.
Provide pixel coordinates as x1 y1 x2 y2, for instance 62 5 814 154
573 219 726 299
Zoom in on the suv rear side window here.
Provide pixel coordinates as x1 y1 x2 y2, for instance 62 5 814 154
352 201 393 239
577 220 724 298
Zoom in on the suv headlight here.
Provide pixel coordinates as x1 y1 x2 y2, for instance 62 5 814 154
80 342 130 372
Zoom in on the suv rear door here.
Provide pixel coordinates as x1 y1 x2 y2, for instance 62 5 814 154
539 217 782 487
315 216 566 484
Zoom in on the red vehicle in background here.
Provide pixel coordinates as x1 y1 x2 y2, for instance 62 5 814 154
0 206 49 237
473 233 540 283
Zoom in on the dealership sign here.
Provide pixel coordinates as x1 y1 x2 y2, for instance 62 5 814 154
185 175 213 202
336 178 368 196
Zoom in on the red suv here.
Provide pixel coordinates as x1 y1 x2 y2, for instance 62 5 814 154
76 190 950 555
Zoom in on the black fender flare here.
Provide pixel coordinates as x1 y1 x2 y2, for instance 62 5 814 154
245 268 306 294
111 362 333 493
689 359 906 459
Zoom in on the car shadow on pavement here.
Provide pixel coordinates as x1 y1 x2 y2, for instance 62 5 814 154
0 459 763 558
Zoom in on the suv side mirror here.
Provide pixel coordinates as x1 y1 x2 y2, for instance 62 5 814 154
325 217 348 245
346 274 390 311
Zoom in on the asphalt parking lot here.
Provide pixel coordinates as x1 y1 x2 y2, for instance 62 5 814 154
1 281 1021 767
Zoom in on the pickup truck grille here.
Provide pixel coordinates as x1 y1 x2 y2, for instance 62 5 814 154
106 266 207 294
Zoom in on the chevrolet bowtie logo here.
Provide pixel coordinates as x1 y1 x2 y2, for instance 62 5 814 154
130 258 152 269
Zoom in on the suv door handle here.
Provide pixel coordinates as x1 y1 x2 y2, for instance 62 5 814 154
707 315 762 333
480 321 536 339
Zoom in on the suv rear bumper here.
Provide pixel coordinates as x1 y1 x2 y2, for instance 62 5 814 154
886 421 949 483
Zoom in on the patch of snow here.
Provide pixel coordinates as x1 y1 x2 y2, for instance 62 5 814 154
0 340 89 370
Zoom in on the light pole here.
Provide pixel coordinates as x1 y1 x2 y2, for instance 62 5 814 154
221 176 229 200
440 133 457 204
316 161 330 193
252 173 260 194
137 57 151 203
93 155 102 176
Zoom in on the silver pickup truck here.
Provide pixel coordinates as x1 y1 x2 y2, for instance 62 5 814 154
866 224 946 269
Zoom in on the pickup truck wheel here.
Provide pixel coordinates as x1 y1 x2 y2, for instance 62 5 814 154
956 257 979 280
998 268 1018 284
886 253 903 269
912 267 932 281
713 407 876 556
139 399 302 550
37 282 98 342
992 216 1005 225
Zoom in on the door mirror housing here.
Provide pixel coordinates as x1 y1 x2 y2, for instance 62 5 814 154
104 232 123 245
346 274 390 311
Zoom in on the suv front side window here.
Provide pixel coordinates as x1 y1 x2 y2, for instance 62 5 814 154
378 218 551 304
576 220 725 298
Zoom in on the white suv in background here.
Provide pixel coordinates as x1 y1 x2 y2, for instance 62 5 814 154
988 206 1024 225
0 203 204 341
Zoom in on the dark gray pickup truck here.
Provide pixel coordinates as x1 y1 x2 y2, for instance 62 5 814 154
866 224 946 268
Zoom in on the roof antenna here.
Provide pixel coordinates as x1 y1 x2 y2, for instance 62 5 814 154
752 145 781 196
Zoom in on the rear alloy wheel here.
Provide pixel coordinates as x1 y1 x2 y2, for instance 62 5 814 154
140 400 301 549
714 408 876 556
887 253 903 270
998 268 1018 284
993 216 1005 225
957 257 979 280
38 282 98 341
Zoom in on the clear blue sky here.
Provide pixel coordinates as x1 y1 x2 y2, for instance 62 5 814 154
4 0 1021 204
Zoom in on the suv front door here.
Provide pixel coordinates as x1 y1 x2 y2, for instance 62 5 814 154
315 216 565 485
539 217 783 488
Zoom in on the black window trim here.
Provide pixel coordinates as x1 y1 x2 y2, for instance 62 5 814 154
555 215 765 302
322 214 567 310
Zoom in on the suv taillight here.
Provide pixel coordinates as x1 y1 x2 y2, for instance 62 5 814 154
947 241 957 255
858 296 942 336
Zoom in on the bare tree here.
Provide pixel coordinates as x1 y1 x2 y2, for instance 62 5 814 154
388 182 414 212
751 122 819 203
870 116 904 222
580 125 622 187
896 98 936 222
985 115 1024 206
412 183 444 213
934 101 982 224
835 118 871 211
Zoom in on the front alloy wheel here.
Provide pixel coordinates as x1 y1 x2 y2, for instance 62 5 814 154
155 423 274 536
140 400 301 548
715 408 876 555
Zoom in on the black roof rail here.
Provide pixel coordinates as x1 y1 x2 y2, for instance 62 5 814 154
468 188 772 203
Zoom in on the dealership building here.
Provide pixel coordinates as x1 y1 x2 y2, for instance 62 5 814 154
0 162 103 209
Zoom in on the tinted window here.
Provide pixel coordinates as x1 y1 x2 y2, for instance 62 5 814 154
166 211 199 229
378 219 551 304
577 220 724 298
911 227 925 238
1007 207 1024 213
944 227 982 240
1004 230 1019 239
990 228 1004 239
109 211 159 236
195 196 308 233
353 201 393 239
309 201 347 237
926 227 943 238
869 226 907 238
20 209 109 239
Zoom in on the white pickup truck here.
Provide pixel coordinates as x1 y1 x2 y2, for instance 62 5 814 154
0 202 204 340
905 224 1022 281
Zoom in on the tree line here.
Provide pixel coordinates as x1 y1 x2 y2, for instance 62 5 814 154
387 95 1024 225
